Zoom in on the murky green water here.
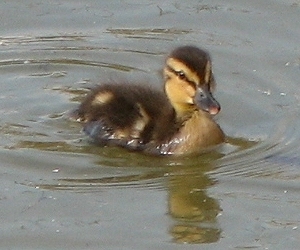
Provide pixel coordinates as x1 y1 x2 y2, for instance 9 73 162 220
1 1 300 249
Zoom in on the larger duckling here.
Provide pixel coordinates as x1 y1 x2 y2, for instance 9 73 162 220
74 46 225 155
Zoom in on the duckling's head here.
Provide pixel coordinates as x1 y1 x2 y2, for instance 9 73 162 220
164 46 220 117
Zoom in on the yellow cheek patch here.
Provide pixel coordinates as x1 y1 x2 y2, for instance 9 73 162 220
92 91 114 106
184 83 197 102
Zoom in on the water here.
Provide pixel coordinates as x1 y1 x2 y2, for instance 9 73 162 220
1 1 300 249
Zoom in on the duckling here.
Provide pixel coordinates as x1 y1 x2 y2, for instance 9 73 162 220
74 46 225 155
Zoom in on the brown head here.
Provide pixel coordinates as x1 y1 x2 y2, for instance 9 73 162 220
164 46 220 118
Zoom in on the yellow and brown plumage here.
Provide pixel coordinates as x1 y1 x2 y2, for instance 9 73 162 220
74 46 225 155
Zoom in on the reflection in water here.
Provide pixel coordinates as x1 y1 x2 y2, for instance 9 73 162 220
171 225 220 244
25 144 222 244
168 166 221 244
12 113 226 244
36 167 221 244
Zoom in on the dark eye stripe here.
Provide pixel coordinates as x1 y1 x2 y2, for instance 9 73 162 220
166 65 196 87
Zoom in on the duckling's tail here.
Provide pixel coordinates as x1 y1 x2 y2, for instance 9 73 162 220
83 120 112 146
83 120 147 152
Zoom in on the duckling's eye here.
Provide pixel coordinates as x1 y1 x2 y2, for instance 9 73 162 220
176 71 186 80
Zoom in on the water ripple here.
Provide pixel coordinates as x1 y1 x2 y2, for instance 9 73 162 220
213 115 300 179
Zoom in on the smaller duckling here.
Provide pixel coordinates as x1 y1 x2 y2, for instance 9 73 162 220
74 46 225 155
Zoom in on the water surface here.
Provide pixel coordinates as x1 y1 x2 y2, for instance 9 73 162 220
1 1 300 249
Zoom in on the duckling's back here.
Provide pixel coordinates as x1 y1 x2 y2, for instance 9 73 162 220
75 83 178 151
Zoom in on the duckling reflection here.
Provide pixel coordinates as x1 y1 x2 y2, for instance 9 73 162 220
73 46 225 155
35 153 222 244
168 166 221 244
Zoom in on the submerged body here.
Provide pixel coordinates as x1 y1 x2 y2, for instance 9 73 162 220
74 46 225 155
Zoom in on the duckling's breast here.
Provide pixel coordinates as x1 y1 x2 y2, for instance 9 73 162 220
153 111 225 155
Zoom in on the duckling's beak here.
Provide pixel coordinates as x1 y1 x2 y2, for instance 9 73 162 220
194 86 221 115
